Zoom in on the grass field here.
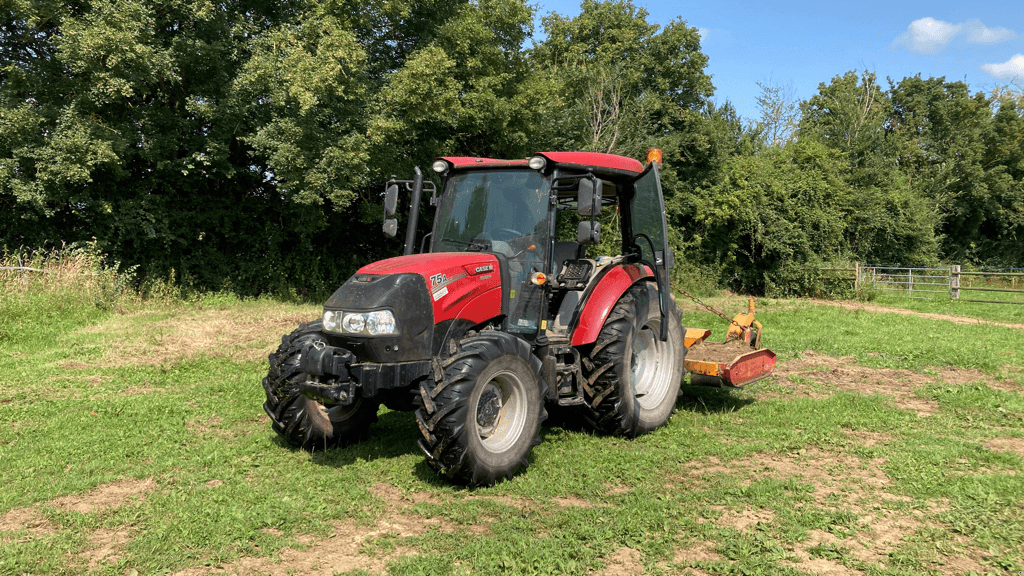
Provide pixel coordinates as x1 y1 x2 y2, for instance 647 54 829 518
2 268 1023 575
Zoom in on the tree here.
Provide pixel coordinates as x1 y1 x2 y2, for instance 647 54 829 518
888 75 993 263
1 0 308 291
754 80 798 148
531 0 712 159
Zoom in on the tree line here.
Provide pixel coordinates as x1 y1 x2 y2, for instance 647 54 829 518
2 0 1022 298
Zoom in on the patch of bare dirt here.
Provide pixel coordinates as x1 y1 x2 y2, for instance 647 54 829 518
678 448 944 569
552 496 594 508
49 478 156 514
173 518 401 576
463 493 528 509
773 350 994 416
598 546 645 576
844 430 896 447
79 528 132 571
370 483 441 506
604 483 631 496
985 437 1024 458
173 482 474 576
781 530 862 576
0 506 57 539
70 307 319 368
713 507 775 531
927 552 987 575
804 299 1024 331
672 541 722 565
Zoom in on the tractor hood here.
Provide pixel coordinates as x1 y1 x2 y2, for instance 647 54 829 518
342 252 505 327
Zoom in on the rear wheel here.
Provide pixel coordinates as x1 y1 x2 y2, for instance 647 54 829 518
416 331 547 486
583 282 685 437
262 321 379 451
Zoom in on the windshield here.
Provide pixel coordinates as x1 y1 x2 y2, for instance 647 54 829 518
433 170 550 255
432 169 551 334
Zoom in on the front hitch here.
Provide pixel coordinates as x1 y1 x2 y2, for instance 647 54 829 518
298 342 358 405
298 378 357 405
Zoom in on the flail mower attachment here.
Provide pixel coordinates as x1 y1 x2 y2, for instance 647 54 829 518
684 299 776 388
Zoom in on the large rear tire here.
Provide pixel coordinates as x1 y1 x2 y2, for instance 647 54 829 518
262 321 380 451
415 331 547 486
583 282 686 437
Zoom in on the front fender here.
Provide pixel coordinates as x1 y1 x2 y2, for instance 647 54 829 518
569 264 652 346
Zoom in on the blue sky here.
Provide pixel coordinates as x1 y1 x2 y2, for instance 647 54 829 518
531 1 1024 122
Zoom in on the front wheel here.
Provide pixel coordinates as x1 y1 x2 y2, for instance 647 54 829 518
262 321 380 451
415 332 547 486
583 282 686 437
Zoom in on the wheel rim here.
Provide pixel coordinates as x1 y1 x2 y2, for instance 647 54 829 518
475 370 528 453
630 318 677 410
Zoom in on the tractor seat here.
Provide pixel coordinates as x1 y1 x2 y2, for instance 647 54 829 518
552 241 585 276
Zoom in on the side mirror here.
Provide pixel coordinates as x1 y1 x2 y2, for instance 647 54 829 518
578 220 601 245
578 177 602 216
383 218 398 237
384 184 399 217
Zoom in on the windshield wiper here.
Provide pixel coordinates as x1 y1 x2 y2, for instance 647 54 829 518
441 237 489 251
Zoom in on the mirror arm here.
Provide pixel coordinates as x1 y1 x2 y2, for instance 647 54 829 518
403 166 424 256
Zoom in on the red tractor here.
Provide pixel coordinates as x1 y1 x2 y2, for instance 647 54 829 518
262 151 688 486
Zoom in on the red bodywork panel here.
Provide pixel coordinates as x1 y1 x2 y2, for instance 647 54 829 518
536 152 643 175
441 157 529 169
441 152 643 177
359 253 502 325
570 264 653 346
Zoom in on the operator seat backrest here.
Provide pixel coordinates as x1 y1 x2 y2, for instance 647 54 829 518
552 241 585 276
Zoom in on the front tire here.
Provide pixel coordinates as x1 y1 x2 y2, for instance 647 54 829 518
262 321 380 451
416 331 547 486
583 282 686 437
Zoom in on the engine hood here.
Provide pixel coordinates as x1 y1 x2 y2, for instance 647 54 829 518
352 252 505 326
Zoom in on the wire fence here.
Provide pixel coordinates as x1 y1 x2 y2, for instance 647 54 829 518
822 263 1024 304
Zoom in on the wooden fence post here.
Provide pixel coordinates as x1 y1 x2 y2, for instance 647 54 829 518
854 262 860 291
950 265 960 299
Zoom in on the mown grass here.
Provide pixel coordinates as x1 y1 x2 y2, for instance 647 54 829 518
866 292 1024 325
2 258 1023 575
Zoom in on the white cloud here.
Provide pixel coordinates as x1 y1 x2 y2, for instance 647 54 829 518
964 20 1016 44
892 17 1017 54
981 54 1024 80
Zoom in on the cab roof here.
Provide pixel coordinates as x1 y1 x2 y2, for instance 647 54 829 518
440 152 645 178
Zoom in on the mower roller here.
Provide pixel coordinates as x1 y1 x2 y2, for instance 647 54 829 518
683 299 777 387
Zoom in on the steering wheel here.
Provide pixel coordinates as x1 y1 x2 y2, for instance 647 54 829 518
490 228 523 242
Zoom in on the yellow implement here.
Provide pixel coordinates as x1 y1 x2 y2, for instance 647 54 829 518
684 300 776 387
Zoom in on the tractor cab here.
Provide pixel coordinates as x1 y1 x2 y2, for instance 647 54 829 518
398 151 675 342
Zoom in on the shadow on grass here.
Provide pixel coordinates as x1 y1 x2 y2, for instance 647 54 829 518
287 386 753 486
279 410 426 468
677 385 755 414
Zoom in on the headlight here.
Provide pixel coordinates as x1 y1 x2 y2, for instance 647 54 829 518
323 310 340 332
323 309 399 336
432 159 449 174
366 310 397 335
342 313 366 333
528 155 547 170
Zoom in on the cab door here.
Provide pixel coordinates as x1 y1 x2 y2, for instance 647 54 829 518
628 162 673 338
629 163 672 274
